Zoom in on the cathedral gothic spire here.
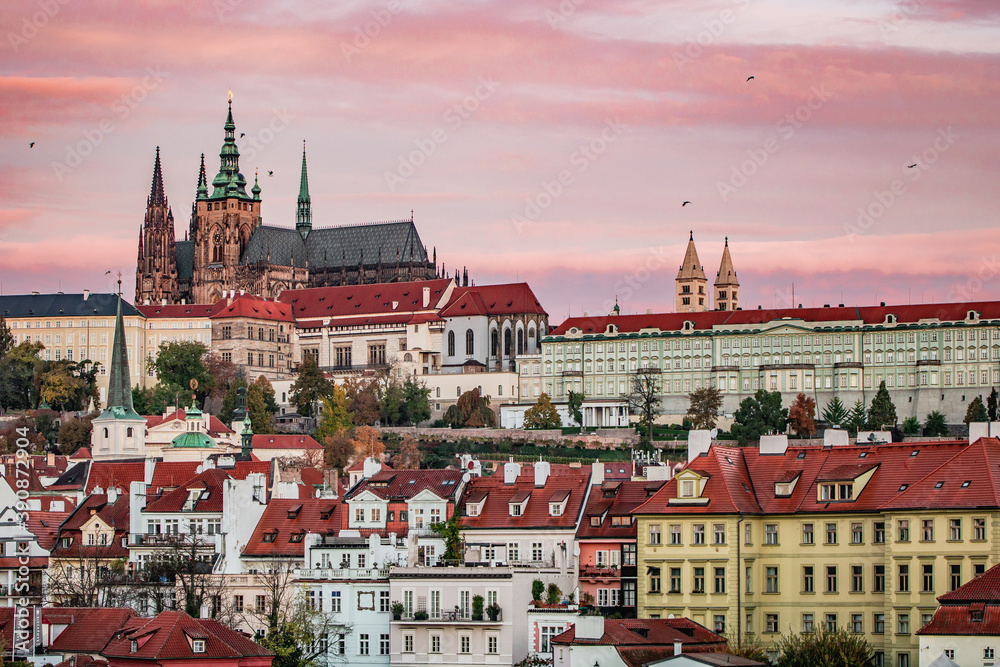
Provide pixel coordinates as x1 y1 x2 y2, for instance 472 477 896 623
296 141 312 239
135 147 178 306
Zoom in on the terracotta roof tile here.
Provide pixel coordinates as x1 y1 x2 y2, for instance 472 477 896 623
243 499 342 557
278 279 452 320
551 617 724 648
346 468 464 502
208 294 293 322
252 434 322 450
459 464 591 530
440 283 547 317
44 607 138 652
577 481 654 539
102 610 273 659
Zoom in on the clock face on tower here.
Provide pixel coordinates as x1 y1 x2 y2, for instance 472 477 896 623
213 230 222 245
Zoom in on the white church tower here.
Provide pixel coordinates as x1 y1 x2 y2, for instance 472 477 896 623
90 296 146 460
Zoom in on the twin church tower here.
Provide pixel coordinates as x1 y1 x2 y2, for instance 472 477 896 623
675 232 739 313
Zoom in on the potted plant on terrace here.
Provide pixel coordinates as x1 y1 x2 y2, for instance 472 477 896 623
486 602 501 621
391 602 404 620
414 609 429 621
472 594 485 621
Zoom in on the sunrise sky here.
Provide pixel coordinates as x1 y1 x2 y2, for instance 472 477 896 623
2 0 999 321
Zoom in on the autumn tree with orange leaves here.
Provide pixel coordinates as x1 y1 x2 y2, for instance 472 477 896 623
788 393 817 438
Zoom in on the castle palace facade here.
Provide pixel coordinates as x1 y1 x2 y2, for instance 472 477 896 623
136 101 438 306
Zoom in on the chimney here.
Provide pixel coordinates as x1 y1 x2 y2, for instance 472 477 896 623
161 299 166 306
760 434 789 455
534 459 550 487
83 290 90 301
503 460 521 485
574 614 604 641
591 461 604 485
422 286 431 308
673 641 682 656
47 451 56 467
107 487 119 504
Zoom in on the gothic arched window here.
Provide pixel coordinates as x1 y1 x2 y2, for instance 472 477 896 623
491 330 499 357
504 329 512 357
466 329 474 356
447 331 456 357
517 329 524 356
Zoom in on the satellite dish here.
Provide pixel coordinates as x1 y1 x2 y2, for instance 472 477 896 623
710 428 719 439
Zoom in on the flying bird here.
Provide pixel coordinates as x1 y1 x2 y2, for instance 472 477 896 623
240 133 245 138
682 201 691 207
268 170 273 176
29 142 34 148
746 76 754 81
105 270 112 275
907 163 917 168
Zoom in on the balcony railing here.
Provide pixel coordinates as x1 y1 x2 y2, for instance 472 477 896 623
579 566 621 579
296 567 391 581
397 608 503 623
130 533 216 547
0 586 41 597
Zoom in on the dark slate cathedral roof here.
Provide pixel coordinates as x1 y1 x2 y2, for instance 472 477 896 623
239 219 429 271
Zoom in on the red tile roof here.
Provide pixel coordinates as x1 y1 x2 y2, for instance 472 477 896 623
44 607 138 653
85 461 147 495
136 303 216 318
70 447 92 460
51 494 130 559
918 563 1000 636
243 499 342 557
550 300 1000 336
147 460 270 497
937 562 1000 604
279 279 453 320
27 510 72 550
252 434 322 450
459 464 591 530
145 409 235 435
207 294 293 322
346 468 465 502
551 617 724 648
102 611 273 660
577 480 659 540
144 469 237 513
440 283 547 317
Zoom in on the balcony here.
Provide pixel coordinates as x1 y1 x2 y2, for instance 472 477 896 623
561 370 583 377
0 586 41 598
322 363 389 373
916 358 941 366
129 533 216 547
296 567 391 581
579 566 621 580
396 608 503 623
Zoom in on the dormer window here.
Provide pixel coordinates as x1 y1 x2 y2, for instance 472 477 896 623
590 516 601 527
549 502 564 517
885 314 897 324
262 530 278 543
131 640 138 653
287 504 302 519
680 480 695 498
509 491 530 517
775 483 791 496
192 640 206 653
510 503 523 517
967 310 980 322
820 484 836 500
289 532 304 543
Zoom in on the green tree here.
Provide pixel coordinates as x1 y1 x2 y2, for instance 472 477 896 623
289 354 330 418
0 342 43 412
846 399 867 436
901 416 920 435
787 393 817 438
57 412 99 455
150 341 213 400
866 380 897 429
314 385 353 440
380 380 405 426
323 433 354 474
686 386 723 430
219 376 247 425
623 368 661 450
401 377 431 425
523 393 562 429
775 627 875 667
40 365 84 411
132 382 184 416
731 390 787 445
989 387 999 422
923 410 949 437
247 376 276 434
343 377 380 426
721 633 769 662
442 388 496 428
430 512 463 564
820 397 849 428
567 390 584 428
531 580 545 602
965 395 988 425
0 317 13 359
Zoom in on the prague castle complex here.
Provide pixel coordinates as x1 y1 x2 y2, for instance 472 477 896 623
135 101 438 306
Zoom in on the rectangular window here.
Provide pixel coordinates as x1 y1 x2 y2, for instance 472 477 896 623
649 524 661 545
975 517 987 540
460 635 470 654
826 613 837 632
802 613 814 633
874 522 885 544
827 566 838 593
403 634 414 653
826 523 838 544
766 613 779 633
714 567 726 593
359 634 369 656
430 634 441 654
803 566 814 593
874 565 885 593
802 523 814 545
714 523 726 544
922 563 934 592
693 524 705 545
649 567 661 594
898 520 909 542
766 566 779 593
951 564 962 591
897 613 909 634
669 567 681 593
950 518 962 541
852 522 863 544
693 567 705 593
488 636 498 655
380 634 390 656
852 613 863 634
765 524 778 545
874 613 885 634
669 524 681 545
922 519 934 541
898 564 909 592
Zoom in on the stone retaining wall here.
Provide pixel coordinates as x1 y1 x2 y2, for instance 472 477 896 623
375 426 640 447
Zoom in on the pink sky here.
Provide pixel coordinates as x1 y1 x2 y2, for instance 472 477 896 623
2 0 999 322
